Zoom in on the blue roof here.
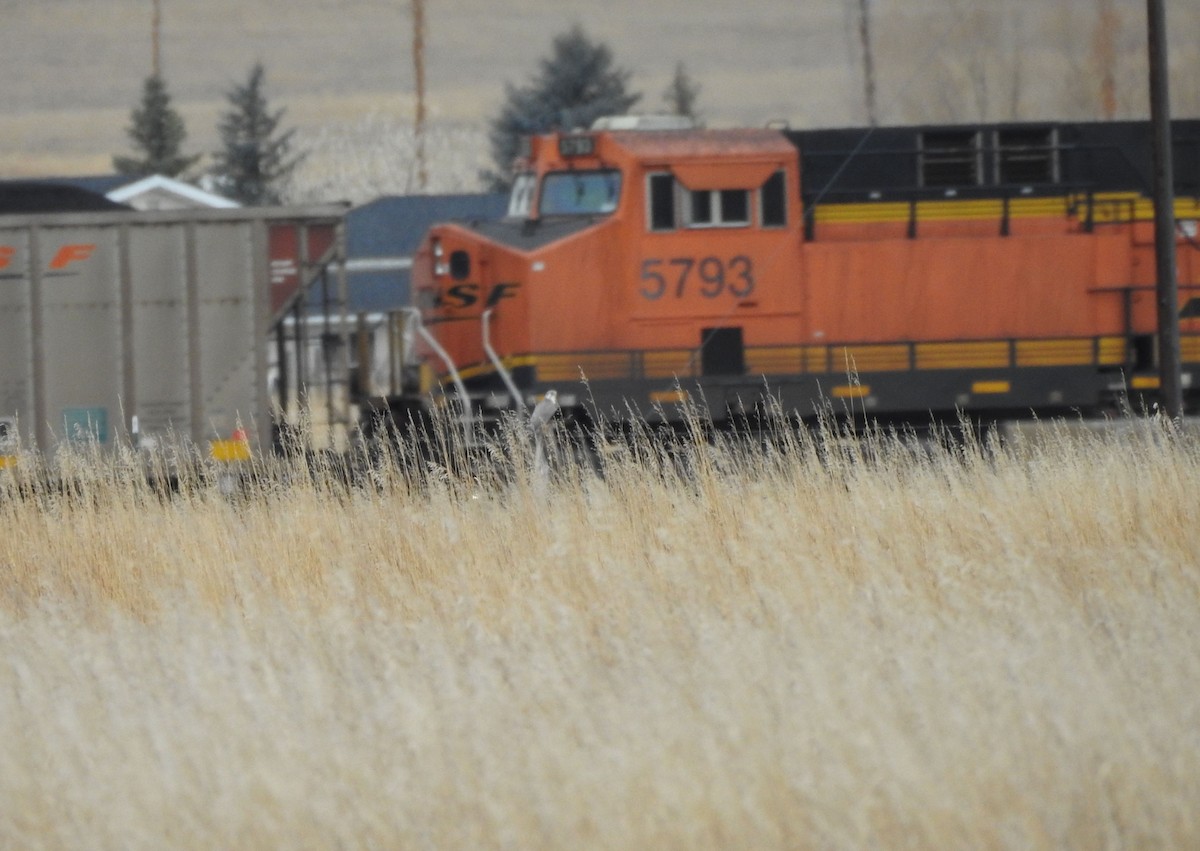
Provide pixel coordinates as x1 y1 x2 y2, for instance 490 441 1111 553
336 192 508 314
43 174 138 195
347 192 508 257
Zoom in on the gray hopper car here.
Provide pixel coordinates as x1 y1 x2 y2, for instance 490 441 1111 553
0 205 347 457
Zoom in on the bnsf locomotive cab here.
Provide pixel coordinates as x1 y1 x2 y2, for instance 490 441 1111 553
405 116 1200 430
410 115 807 422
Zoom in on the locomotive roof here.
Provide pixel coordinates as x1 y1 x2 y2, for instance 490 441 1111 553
788 118 1200 200
603 128 796 160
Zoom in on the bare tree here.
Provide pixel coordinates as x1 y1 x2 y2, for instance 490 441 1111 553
412 0 428 191
1094 0 1119 119
893 1 1026 124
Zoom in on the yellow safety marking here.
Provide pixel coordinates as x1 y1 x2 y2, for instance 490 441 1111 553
1007 197 1072 217
916 341 1010 370
744 346 804 376
536 352 631 382
455 355 536 382
971 380 1011 394
834 344 909 372
916 199 1005 221
210 439 251 463
643 350 696 379
0 455 16 470
650 389 689 404
814 202 910 224
809 191 1200 227
1015 338 1094 367
1097 336 1128 366
429 332 1189 392
1130 375 1160 390
831 384 870 399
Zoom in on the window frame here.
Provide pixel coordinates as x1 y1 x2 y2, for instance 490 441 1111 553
685 187 752 229
644 170 786 232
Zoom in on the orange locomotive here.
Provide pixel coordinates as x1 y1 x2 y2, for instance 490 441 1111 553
404 116 1200 428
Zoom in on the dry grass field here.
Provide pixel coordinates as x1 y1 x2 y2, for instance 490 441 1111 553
1 414 1198 848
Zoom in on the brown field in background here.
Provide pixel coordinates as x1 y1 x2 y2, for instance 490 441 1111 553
1 417 1198 848
3 0 1199 185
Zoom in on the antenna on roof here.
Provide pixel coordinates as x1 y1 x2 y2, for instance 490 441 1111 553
151 0 162 77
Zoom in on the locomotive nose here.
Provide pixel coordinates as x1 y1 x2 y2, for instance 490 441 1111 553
427 234 472 281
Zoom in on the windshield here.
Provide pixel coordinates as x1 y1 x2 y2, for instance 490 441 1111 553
539 170 621 216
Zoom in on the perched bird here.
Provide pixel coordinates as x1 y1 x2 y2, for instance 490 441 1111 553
530 389 558 491
530 389 559 431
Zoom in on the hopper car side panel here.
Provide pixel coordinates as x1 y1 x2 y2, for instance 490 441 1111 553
0 207 345 456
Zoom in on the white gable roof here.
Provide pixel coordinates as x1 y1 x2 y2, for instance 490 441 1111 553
107 175 240 210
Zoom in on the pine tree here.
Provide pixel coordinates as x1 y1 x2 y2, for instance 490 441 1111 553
663 62 702 123
486 25 641 189
113 74 200 177
211 64 302 205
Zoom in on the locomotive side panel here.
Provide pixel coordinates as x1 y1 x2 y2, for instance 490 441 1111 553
524 221 624 354
803 233 1127 344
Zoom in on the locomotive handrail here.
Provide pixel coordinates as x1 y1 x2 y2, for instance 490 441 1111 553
799 181 1190 241
400 308 474 439
481 308 528 414
800 139 1173 196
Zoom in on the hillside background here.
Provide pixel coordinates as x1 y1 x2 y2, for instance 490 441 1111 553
3 0 1198 202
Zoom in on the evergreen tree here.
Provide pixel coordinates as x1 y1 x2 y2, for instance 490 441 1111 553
486 25 641 189
211 63 302 205
663 62 702 123
113 74 200 177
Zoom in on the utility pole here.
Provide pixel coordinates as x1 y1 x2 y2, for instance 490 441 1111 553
857 0 877 126
412 0 428 191
151 0 162 77
1146 0 1182 418
1095 0 1118 119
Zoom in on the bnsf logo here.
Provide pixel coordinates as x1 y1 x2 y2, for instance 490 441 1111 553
434 282 520 310
0 243 96 273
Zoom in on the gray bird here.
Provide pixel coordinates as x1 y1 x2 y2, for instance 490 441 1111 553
530 389 558 491
529 389 559 431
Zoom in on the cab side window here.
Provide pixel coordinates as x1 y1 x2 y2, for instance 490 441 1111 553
648 173 676 231
760 170 787 227
687 189 750 227
646 170 786 231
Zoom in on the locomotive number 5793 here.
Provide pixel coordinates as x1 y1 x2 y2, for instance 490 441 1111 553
639 255 755 300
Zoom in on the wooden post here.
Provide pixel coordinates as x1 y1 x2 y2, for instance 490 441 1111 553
412 0 428 191
857 0 877 126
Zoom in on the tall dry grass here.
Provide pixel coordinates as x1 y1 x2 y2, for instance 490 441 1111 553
1 414 1198 849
